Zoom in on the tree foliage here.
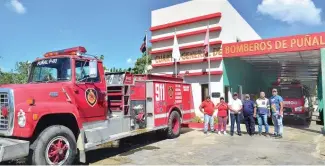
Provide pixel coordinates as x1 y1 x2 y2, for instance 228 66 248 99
99 55 108 71
0 61 31 84
133 47 152 74
100 46 152 74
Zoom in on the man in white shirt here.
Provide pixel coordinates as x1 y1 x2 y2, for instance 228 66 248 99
228 92 243 136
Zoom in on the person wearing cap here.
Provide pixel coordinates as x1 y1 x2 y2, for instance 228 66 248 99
242 94 255 136
269 88 284 139
254 91 271 136
216 97 228 135
228 92 243 136
199 96 215 134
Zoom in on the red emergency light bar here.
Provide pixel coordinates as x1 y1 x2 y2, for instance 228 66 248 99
44 46 87 57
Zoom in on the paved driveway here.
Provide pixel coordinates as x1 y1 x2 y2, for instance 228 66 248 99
3 121 325 165
88 121 325 165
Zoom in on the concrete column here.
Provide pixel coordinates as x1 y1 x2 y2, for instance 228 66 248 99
321 48 325 133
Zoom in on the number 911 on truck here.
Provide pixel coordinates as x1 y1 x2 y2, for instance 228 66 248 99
0 46 195 165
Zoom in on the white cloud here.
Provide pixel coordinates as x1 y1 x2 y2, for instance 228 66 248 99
126 58 135 65
7 0 26 14
257 0 322 25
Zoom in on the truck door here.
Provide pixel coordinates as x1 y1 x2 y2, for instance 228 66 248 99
74 60 106 118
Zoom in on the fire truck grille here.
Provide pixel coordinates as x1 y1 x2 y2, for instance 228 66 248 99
0 92 9 130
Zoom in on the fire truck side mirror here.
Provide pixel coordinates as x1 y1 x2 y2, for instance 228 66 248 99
27 62 32 76
27 66 31 76
89 60 98 78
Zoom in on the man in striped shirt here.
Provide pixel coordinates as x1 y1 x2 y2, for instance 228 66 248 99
254 91 271 136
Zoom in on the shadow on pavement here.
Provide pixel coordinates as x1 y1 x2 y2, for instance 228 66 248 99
1 128 194 165
84 128 194 164
284 119 323 134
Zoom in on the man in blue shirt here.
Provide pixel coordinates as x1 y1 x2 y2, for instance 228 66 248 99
242 94 255 136
269 88 284 139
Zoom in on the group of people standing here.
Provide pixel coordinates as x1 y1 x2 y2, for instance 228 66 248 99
199 88 284 139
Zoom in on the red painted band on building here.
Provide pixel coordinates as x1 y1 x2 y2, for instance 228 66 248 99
150 41 222 54
151 27 222 43
222 32 325 57
152 57 223 67
159 71 223 77
150 12 222 31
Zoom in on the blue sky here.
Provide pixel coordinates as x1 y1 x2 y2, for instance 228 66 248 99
1 0 325 72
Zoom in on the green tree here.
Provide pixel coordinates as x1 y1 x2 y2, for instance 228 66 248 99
0 61 31 84
14 61 31 84
133 47 152 74
0 71 15 84
99 55 108 71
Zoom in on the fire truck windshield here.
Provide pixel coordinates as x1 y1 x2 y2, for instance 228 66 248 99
280 87 303 98
28 58 71 83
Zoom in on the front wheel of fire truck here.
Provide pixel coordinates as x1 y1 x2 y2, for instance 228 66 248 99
30 125 77 165
167 111 181 139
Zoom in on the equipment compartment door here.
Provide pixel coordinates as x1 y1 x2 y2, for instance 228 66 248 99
154 82 167 127
74 60 106 118
181 84 193 121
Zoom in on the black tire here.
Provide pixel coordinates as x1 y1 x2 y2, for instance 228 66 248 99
166 111 181 139
29 125 77 165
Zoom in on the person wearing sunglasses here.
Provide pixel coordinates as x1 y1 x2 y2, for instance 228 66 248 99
270 88 284 138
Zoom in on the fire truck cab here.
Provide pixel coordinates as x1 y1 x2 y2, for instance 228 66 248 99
0 46 194 165
270 80 313 124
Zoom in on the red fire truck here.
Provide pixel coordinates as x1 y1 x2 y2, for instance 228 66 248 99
270 80 313 124
0 46 195 165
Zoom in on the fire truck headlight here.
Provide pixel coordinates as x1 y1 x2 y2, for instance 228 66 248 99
295 106 303 112
17 109 26 127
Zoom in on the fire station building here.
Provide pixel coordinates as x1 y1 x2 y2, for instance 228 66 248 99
149 0 325 126
149 0 261 117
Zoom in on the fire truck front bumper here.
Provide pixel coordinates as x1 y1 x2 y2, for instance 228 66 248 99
283 112 311 121
0 137 29 162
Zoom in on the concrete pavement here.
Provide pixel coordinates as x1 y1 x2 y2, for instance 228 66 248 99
89 122 325 165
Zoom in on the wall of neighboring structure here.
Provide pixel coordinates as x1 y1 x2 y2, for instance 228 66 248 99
319 48 325 128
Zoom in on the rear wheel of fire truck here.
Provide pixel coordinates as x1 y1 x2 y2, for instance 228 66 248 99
30 125 77 165
166 111 181 139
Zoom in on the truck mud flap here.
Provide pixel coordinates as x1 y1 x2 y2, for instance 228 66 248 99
0 138 29 162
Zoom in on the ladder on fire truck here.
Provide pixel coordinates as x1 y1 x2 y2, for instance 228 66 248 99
82 72 134 150
107 82 131 118
105 72 134 118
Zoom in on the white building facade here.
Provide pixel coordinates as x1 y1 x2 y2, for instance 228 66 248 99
149 0 261 117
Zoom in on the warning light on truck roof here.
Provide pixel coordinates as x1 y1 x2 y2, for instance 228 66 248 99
44 46 87 57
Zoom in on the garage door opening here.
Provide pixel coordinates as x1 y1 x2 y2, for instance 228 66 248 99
222 32 325 131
